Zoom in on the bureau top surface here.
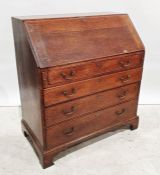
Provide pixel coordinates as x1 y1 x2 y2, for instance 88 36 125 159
20 13 144 68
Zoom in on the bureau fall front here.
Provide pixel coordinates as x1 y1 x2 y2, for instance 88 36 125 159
12 12 145 168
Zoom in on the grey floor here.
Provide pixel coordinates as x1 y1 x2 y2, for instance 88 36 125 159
0 105 160 175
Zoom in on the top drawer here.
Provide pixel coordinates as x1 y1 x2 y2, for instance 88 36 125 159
42 52 144 88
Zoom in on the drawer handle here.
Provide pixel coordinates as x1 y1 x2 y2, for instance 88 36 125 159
63 127 74 136
62 88 76 97
115 108 126 116
117 90 128 99
119 60 131 67
63 106 75 116
120 75 130 83
61 70 75 80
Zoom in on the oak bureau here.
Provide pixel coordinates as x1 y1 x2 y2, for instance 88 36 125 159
12 12 145 168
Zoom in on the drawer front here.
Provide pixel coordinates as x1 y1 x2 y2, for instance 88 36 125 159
43 67 142 106
42 52 144 88
46 100 138 149
45 83 140 127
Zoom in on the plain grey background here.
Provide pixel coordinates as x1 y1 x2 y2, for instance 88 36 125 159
0 0 159 106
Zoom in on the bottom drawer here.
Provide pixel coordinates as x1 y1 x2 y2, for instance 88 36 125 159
46 100 138 149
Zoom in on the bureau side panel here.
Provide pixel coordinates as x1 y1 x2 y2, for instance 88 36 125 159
12 18 44 147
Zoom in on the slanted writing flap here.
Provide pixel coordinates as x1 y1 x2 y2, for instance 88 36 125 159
24 14 144 68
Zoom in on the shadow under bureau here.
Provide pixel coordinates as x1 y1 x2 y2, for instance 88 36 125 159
12 12 145 168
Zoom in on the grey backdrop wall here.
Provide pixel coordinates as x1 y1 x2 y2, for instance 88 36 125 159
0 0 159 106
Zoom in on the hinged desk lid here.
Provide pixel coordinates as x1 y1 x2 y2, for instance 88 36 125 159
23 13 144 68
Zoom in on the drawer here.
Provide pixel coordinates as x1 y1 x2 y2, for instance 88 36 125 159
43 67 142 106
42 52 144 88
45 83 140 127
46 100 138 149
